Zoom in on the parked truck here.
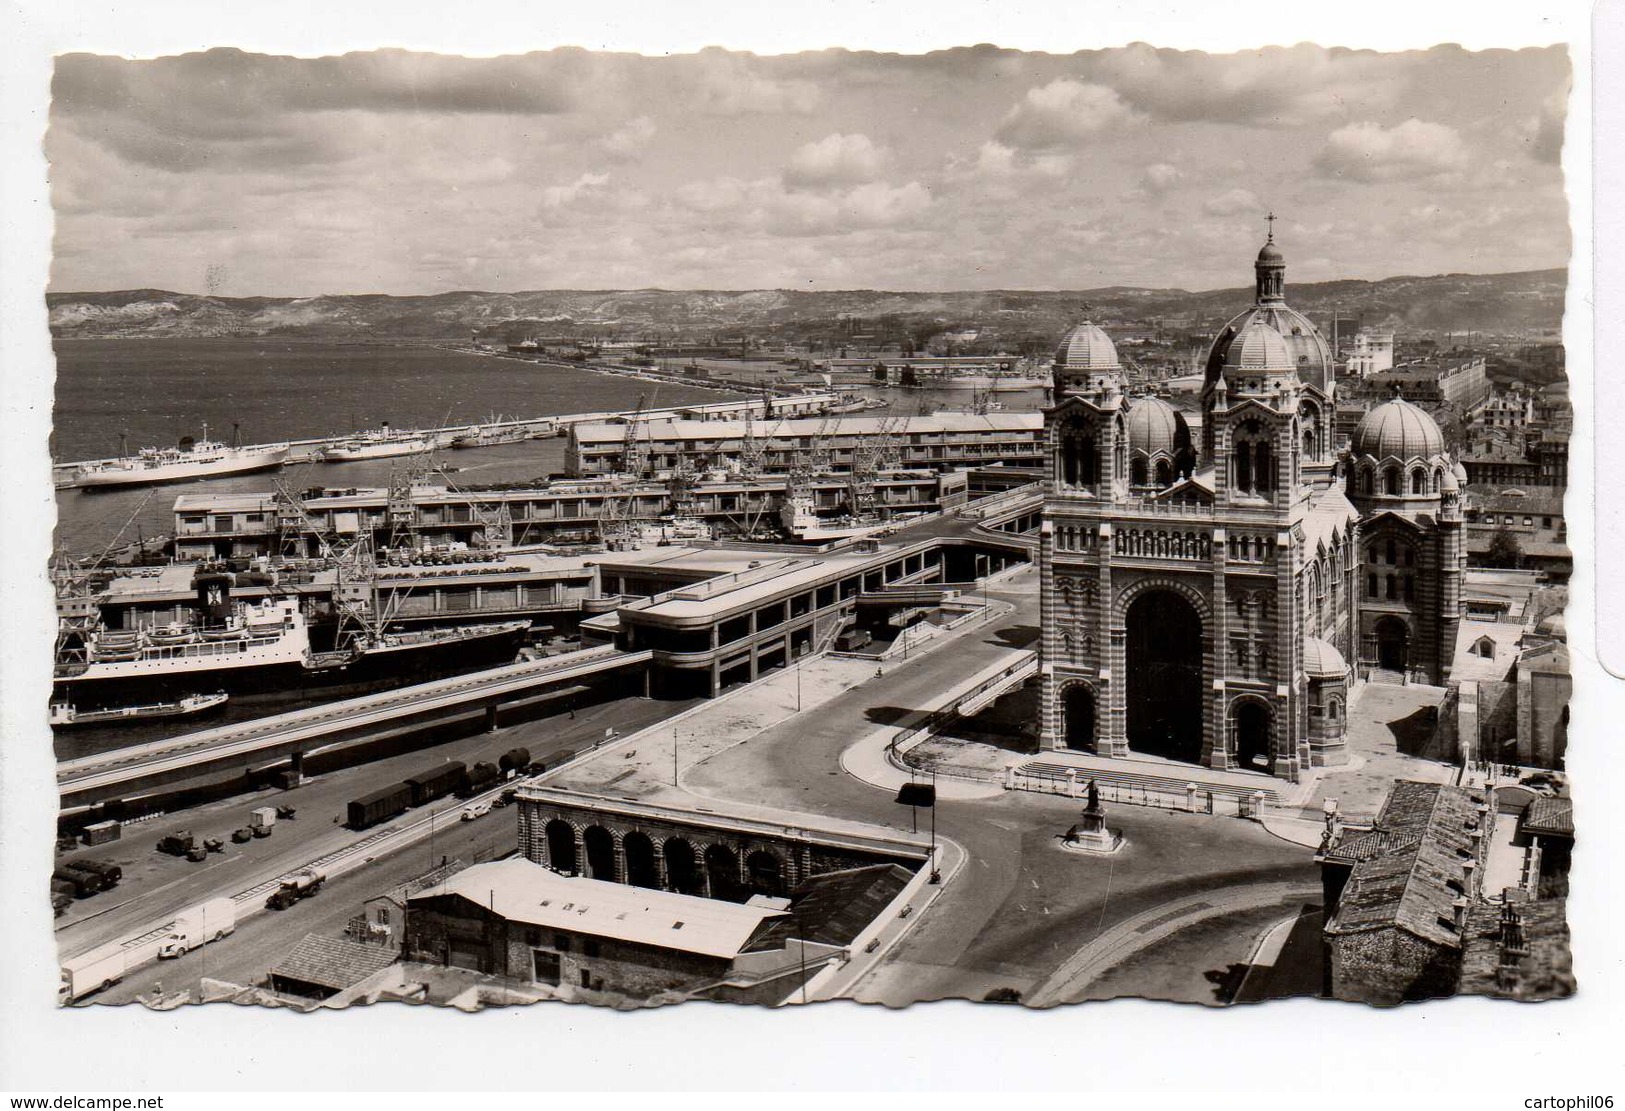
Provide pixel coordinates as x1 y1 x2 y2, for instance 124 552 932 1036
51 866 107 898
69 859 122 890
158 897 237 958
156 829 197 856
265 869 325 910
59 942 131 1003
248 806 277 838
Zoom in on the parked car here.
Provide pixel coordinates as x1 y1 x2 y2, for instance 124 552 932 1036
461 801 492 821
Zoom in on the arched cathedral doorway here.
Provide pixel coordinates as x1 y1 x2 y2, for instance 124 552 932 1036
1375 616 1409 672
1125 589 1204 763
1063 685 1096 751
1231 699 1272 772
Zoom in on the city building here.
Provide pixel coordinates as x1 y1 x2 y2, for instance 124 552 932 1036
1036 230 1466 778
1462 487 1570 580
1318 780 1496 1004
1344 354 1492 415
1346 331 1395 377
566 412 1044 477
1456 895 1574 1001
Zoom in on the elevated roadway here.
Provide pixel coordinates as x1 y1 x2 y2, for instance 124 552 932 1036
58 647 652 809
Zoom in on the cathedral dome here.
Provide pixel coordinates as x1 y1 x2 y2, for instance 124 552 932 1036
1257 239 1284 264
1125 396 1192 458
1351 397 1445 461
1302 636 1348 680
1214 318 1297 374
1053 322 1120 370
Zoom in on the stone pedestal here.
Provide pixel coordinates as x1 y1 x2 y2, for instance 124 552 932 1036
1059 778 1124 855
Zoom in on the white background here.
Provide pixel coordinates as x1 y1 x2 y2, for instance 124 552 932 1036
1 0 1619 1096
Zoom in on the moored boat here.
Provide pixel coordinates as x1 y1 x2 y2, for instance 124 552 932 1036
50 691 229 729
72 425 289 490
317 423 437 462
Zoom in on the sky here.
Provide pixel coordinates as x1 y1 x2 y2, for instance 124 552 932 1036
46 43 1572 296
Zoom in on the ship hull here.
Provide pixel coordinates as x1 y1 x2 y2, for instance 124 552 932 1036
73 448 290 490
317 440 434 462
53 622 531 713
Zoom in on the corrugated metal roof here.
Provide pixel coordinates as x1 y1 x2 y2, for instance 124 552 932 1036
410 859 784 959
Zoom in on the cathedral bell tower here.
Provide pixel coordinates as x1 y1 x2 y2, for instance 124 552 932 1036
1048 322 1128 501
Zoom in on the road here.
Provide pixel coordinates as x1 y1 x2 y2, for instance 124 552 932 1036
681 568 1319 1005
57 692 696 966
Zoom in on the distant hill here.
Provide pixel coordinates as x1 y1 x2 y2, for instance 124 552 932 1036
46 269 1568 343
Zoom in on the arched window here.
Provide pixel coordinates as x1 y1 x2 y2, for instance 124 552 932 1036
1328 699 1341 721
1360 467 1374 496
1384 466 1401 496
1154 458 1173 487
1367 572 1378 598
1131 457 1148 486
1403 576 1415 602
1474 636 1495 659
1255 442 1272 492
1233 440 1253 492
1411 468 1427 495
1385 574 1397 600
1386 539 1396 565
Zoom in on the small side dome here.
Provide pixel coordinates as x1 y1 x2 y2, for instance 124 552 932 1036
1351 397 1445 461
1452 460 1469 485
1440 467 1460 494
1054 322 1120 370
1302 636 1349 680
1215 319 1296 374
1125 396 1193 458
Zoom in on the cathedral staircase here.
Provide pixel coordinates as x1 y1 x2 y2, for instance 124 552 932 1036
1368 668 1407 686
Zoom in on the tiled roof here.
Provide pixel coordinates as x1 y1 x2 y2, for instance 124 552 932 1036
270 933 397 992
1325 780 1491 948
1521 796 1574 838
747 864 913 951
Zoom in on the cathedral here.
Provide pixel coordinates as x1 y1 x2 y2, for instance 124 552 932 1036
1037 227 1466 781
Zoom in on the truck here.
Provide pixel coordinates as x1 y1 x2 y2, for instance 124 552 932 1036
347 782 413 830
265 869 325 911
69 859 122 890
59 942 131 1003
249 806 277 838
51 866 105 898
158 897 237 958
405 762 466 807
156 829 197 856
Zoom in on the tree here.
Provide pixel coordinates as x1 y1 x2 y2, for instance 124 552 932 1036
1484 527 1525 569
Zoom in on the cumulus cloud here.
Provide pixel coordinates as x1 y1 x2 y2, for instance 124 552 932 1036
597 116 656 159
995 79 1137 151
1094 44 1396 127
1202 188 1263 217
676 175 931 238
688 50 819 115
1141 162 1182 195
1313 119 1469 183
784 133 888 190
1525 88 1568 165
541 171 609 208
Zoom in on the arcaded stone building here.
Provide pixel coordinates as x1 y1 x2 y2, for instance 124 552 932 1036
1037 229 1467 779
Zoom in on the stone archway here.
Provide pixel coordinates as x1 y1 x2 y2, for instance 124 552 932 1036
1062 683 1096 751
664 837 703 895
623 831 660 889
705 843 746 902
583 825 617 881
744 850 786 898
1231 698 1272 772
545 819 578 874
1376 616 1409 672
1125 588 1204 763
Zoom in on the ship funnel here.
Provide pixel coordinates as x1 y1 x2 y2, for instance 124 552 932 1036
194 572 234 624
178 435 196 454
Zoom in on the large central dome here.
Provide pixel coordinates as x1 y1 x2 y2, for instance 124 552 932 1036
1204 232 1332 392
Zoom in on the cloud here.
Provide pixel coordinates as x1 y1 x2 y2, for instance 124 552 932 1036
1202 188 1262 217
676 175 932 238
1094 44 1397 127
995 79 1137 151
1313 119 1469 183
1525 88 1568 165
1141 162 1182 195
784 133 888 190
688 50 819 115
597 116 656 160
541 172 609 208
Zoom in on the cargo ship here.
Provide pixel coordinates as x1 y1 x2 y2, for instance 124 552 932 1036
52 573 530 712
450 418 535 449
71 426 289 490
317 423 438 462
